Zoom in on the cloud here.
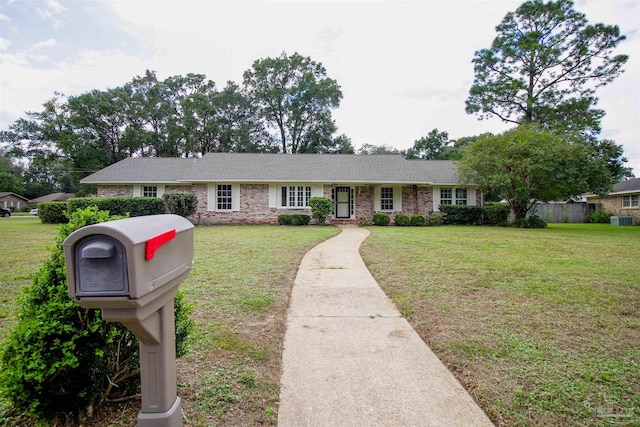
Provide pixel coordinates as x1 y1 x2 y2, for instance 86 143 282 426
35 0 67 28
31 38 57 50
0 13 10 22
0 38 10 51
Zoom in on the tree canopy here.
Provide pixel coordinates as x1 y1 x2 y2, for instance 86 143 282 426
466 0 628 132
243 52 343 154
458 125 611 220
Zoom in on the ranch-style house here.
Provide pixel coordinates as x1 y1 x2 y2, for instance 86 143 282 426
81 153 481 225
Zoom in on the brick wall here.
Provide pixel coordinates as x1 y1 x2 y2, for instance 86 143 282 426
588 195 640 223
97 186 133 197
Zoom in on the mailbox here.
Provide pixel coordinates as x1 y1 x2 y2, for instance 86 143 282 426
63 214 194 427
64 214 193 306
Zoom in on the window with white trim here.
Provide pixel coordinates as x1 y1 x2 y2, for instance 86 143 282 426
143 186 158 198
281 186 312 207
440 188 452 205
455 189 468 205
380 187 394 211
623 195 639 208
217 184 232 210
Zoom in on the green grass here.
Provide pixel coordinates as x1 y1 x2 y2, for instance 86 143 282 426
360 224 640 426
0 219 339 426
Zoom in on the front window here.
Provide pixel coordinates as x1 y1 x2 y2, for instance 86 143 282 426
143 186 158 198
282 186 312 207
380 187 394 210
217 184 232 210
440 189 452 205
455 189 468 205
623 195 639 208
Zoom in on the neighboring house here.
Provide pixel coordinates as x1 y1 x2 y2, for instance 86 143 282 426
31 192 75 204
0 192 31 211
80 153 481 225
584 177 640 222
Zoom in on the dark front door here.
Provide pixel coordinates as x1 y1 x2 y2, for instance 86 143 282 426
335 187 351 219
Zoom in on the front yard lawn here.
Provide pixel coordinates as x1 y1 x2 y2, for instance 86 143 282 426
361 224 640 426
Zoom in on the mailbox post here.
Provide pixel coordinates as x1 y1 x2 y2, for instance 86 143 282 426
63 214 194 427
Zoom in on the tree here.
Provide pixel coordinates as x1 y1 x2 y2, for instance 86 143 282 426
357 144 400 155
404 129 451 160
458 125 610 221
466 0 627 131
243 52 343 154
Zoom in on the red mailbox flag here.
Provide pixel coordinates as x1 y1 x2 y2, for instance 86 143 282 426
145 229 176 260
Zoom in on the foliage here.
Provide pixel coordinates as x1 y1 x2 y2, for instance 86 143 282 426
67 196 166 217
372 213 390 226
309 197 333 225
439 205 483 225
277 214 311 226
514 214 547 228
482 202 511 226
410 214 426 227
394 214 411 226
163 191 198 218
404 129 454 160
458 125 612 221
0 171 25 194
466 0 627 131
586 209 613 224
357 144 400 155
243 51 342 154
425 212 446 226
0 207 193 422
37 202 68 224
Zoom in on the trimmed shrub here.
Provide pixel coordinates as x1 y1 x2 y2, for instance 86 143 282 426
0 206 193 421
425 212 446 226
482 202 511 226
372 212 390 226
394 214 411 226
67 197 166 218
37 202 68 224
410 214 426 226
439 205 483 225
278 214 292 225
309 197 334 225
290 214 311 226
163 191 197 218
586 209 613 224
278 214 311 225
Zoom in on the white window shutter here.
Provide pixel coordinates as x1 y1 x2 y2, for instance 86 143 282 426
269 184 277 208
394 186 403 212
232 184 240 211
133 185 142 197
311 185 324 198
157 185 165 198
433 187 440 212
374 186 381 211
468 188 476 206
207 184 215 211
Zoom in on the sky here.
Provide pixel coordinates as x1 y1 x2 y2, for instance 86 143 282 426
1 0 638 175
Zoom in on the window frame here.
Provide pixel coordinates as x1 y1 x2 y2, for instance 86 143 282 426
440 188 453 205
623 194 639 208
281 185 313 208
142 186 158 198
380 187 394 211
455 188 468 205
217 184 233 211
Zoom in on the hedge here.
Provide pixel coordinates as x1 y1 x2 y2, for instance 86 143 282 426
439 205 483 225
372 212 390 226
37 202 68 224
394 214 411 226
163 191 197 218
67 197 166 217
278 214 311 225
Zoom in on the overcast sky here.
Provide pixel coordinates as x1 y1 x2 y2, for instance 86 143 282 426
1 0 638 174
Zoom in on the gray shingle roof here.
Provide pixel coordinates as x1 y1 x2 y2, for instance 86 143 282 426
81 153 464 185
612 177 640 193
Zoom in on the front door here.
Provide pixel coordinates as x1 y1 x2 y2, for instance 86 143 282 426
335 187 351 219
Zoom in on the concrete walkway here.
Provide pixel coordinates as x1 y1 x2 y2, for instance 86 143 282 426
278 227 494 427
